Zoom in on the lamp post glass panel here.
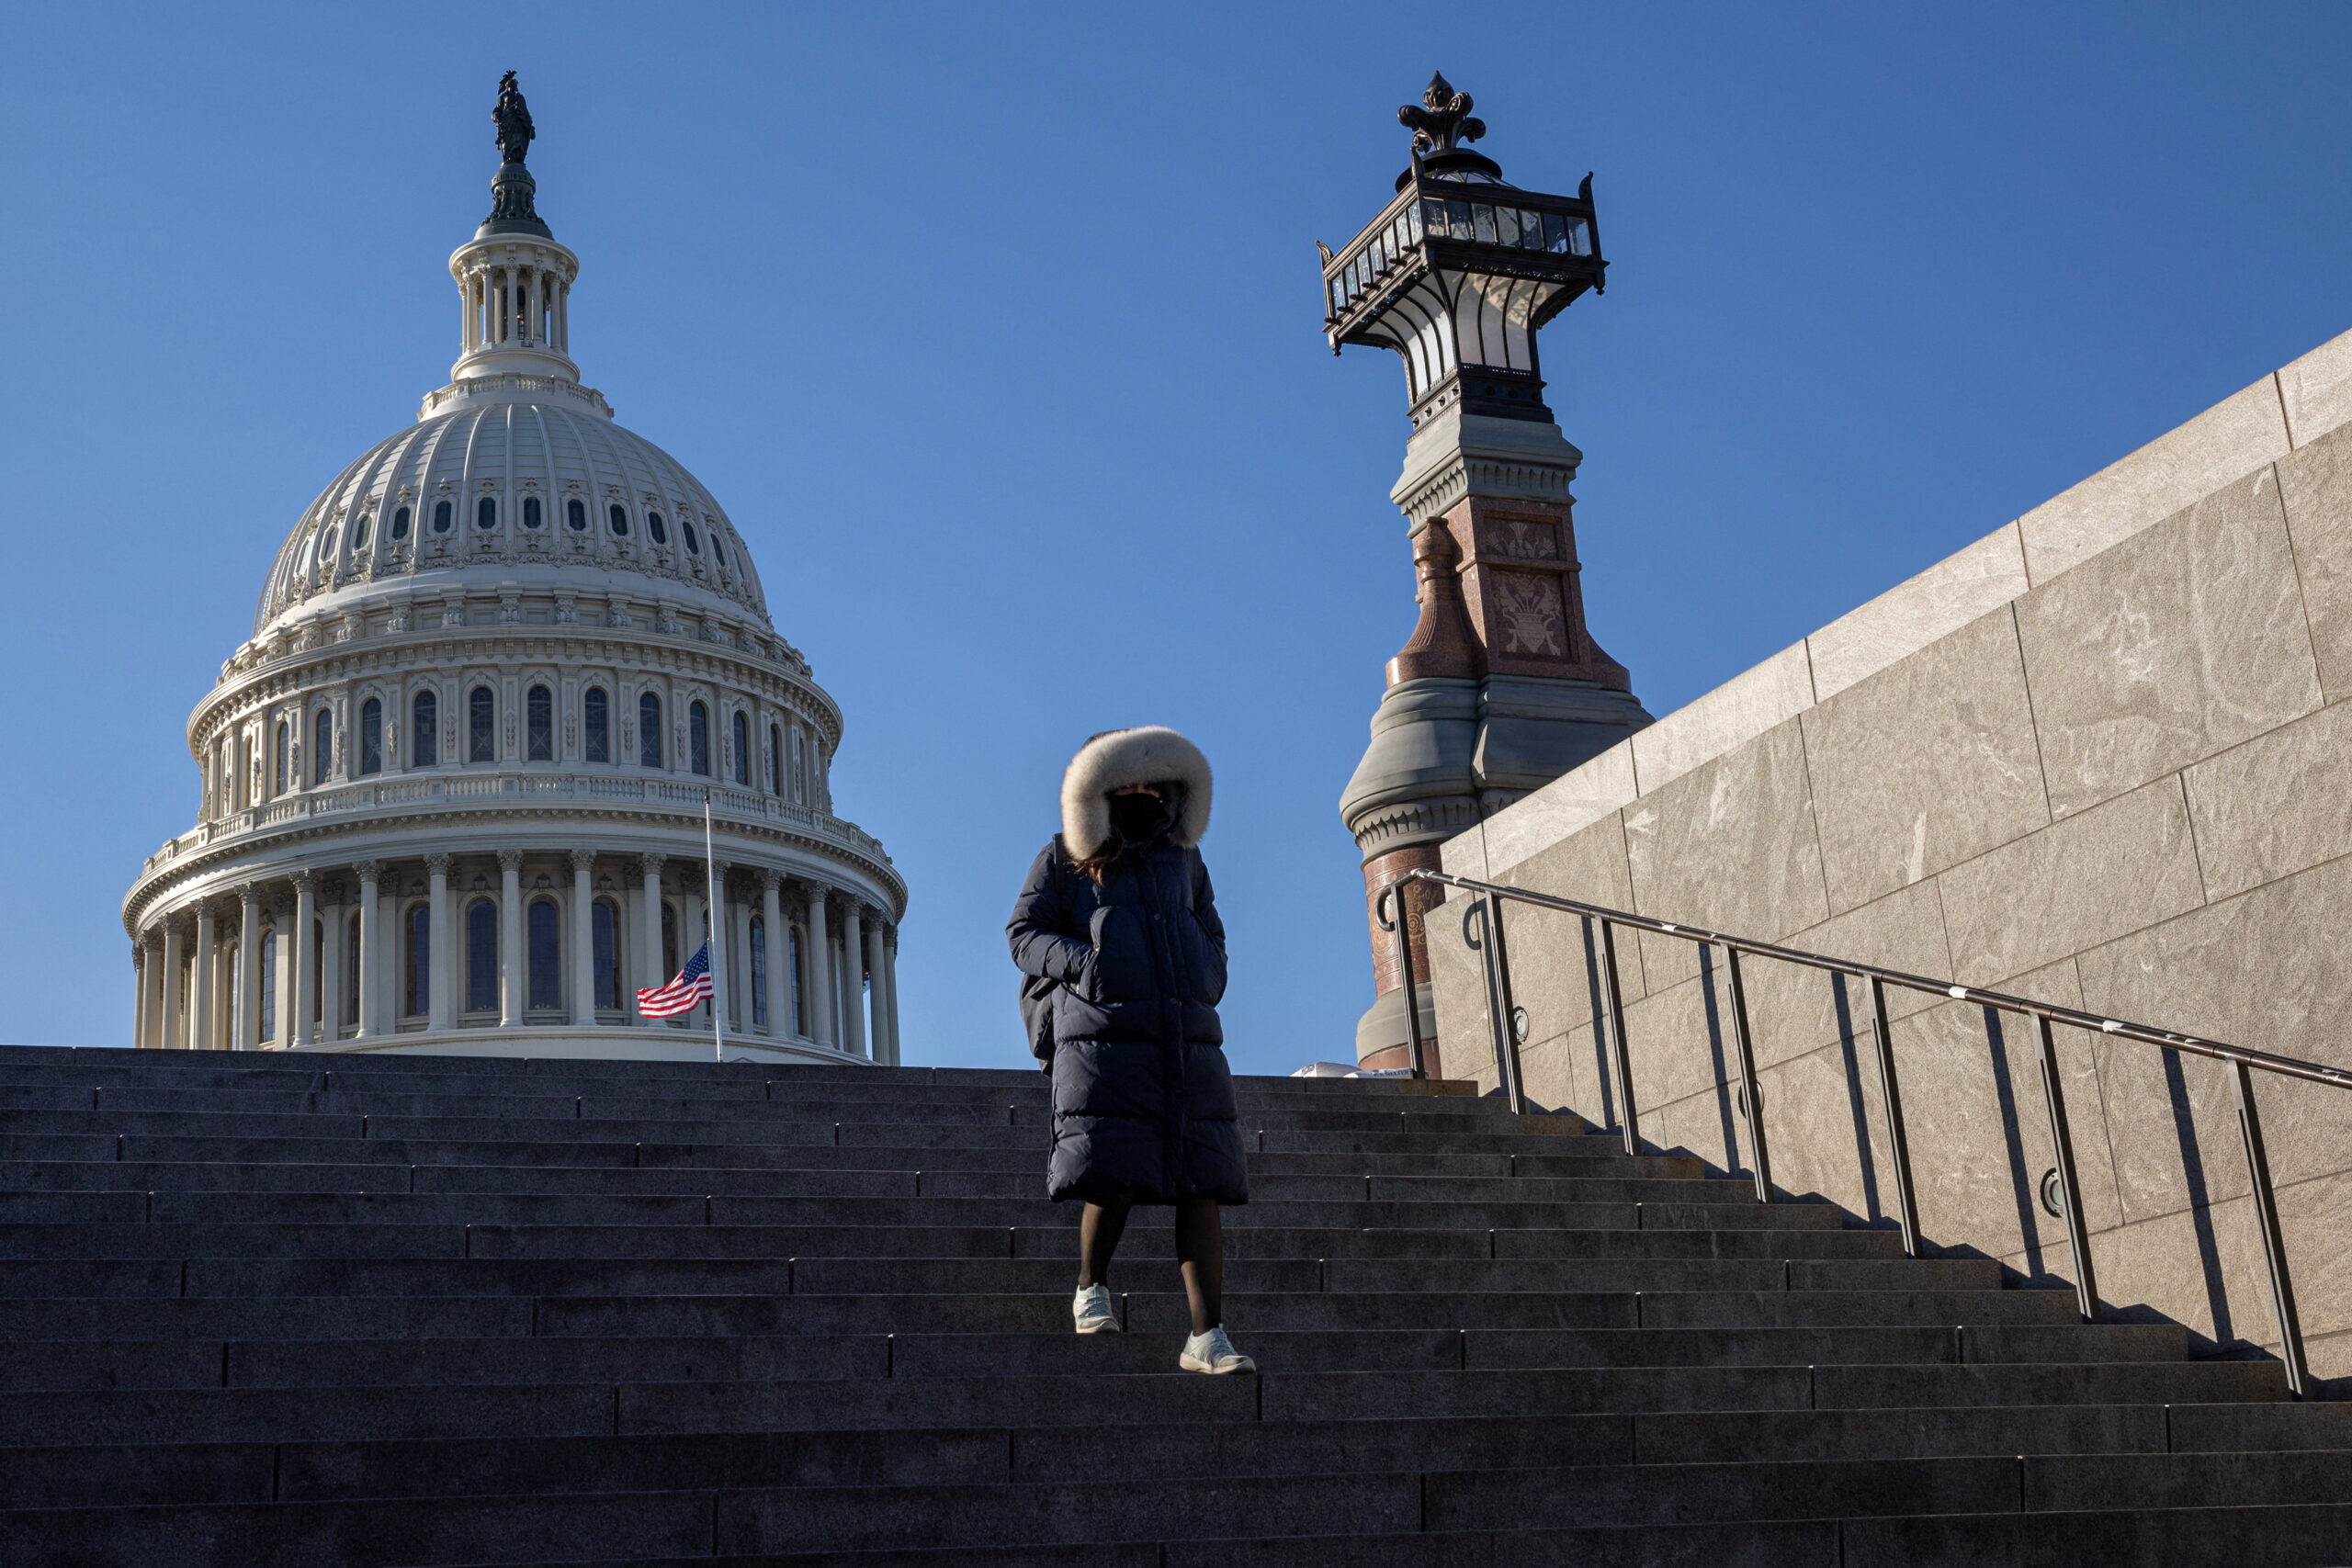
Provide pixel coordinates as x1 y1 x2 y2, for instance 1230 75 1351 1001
1321 72 1607 431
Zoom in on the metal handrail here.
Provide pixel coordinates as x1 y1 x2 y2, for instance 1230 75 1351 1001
1374 866 2340 1396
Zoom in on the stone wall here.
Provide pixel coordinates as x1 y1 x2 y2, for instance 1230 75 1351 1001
1427 324 2352 1380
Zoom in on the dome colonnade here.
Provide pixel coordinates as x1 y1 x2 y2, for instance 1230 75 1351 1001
119 73 904 1066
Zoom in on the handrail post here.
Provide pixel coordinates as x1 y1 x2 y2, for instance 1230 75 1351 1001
2032 1015 2100 1323
1722 944 1770 1203
1597 919 1637 1156
1376 882 1429 1080
1864 975 1922 1257
2228 1057 2308 1397
1476 897 1528 1114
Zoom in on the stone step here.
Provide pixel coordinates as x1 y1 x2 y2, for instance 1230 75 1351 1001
1643 1398 2352 1462
0 1142 1730 1182
24 1453 2352 1566
0 1322 2187 1393
0 1249 1985 1299
0 1086 1543 1135
0 1219 1904 1263
0 1284 2083 1342
0 1176 1839 1236
28 1404 2348 1511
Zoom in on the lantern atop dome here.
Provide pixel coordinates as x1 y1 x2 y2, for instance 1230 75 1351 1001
448 73 581 387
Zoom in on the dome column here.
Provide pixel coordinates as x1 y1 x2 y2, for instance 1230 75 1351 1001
803 885 833 1049
190 900 218 1051
130 943 148 1055
291 871 317 1047
352 863 383 1040
320 885 345 1044
570 851 597 1025
759 872 788 1041
498 850 525 1028
840 902 867 1059
233 885 262 1051
160 920 184 1050
865 919 892 1066
424 855 454 1031
634 856 666 1025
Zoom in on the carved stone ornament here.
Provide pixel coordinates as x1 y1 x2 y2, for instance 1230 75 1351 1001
554 595 577 626
387 605 413 633
442 600 466 628
498 595 522 626
1397 72 1486 155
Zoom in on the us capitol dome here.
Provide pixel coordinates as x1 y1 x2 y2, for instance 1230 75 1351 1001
119 75 903 1065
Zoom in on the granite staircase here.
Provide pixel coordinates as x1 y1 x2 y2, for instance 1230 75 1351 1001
0 1043 2346 1566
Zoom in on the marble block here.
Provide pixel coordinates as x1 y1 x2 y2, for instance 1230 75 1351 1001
2182 700 2352 900
1628 642 1815 797
2015 465 2320 819
1622 719 1831 994
1806 523 2031 703
2016 373 2290 585
1802 604 2050 913
2276 326 2352 451
2274 416 2352 705
1936 775 2204 987
1482 739 1638 877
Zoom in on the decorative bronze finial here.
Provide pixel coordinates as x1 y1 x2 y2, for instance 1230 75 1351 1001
493 71 536 166
1397 72 1486 156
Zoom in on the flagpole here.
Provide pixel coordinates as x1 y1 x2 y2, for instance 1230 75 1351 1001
705 789 723 1064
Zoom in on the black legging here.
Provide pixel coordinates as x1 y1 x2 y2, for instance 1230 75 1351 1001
1077 1193 1224 1336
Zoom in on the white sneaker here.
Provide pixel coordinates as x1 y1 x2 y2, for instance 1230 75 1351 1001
1072 1284 1120 1334
1180 1325 1255 1374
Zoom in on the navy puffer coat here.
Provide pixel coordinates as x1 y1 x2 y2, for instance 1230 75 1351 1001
1006 728 1246 1205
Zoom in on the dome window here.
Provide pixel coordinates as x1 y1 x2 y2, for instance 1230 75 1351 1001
639 693 663 767
274 722 290 797
607 504 630 537
527 900 562 1009
469 685 495 762
682 520 701 556
730 711 749 786
477 498 498 530
689 701 710 776
465 900 498 1012
433 501 454 534
358 698 383 777
646 511 668 545
583 686 609 762
312 710 333 785
526 684 553 761
321 526 339 560
567 500 587 532
352 514 373 550
390 506 412 540
413 690 438 766
712 534 729 569
523 497 543 530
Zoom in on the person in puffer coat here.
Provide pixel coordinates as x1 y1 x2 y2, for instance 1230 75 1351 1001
1006 726 1253 1374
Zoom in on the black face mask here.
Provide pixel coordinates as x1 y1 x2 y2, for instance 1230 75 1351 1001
1108 790 1172 846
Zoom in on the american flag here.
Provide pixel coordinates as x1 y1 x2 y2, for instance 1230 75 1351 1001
638 941 713 1018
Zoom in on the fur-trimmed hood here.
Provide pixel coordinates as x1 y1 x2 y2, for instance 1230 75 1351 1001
1059 727 1213 859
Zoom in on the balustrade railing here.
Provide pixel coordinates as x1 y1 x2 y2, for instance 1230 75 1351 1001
138 771 888 874
1375 867 2352 1396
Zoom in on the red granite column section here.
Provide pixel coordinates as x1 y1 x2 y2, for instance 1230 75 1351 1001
1360 846 1444 1076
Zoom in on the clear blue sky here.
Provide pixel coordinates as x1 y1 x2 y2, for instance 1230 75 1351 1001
5 3 2348 1072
